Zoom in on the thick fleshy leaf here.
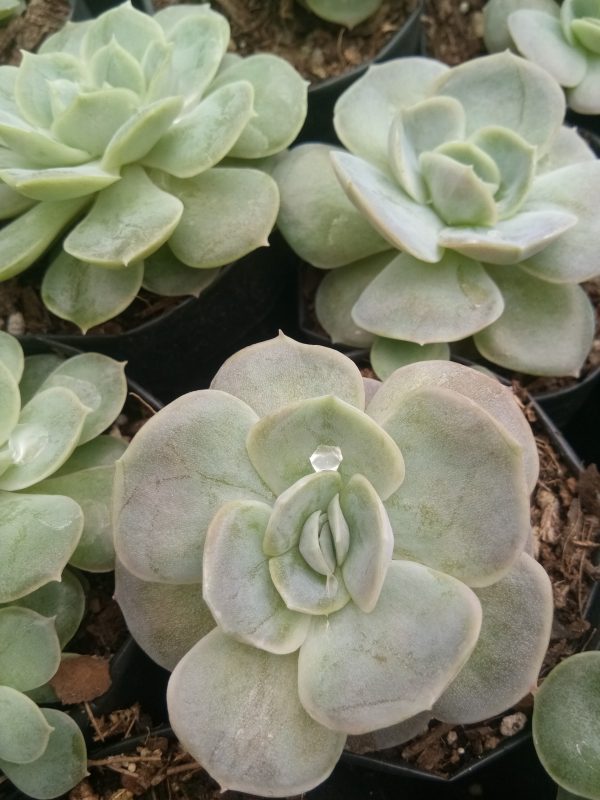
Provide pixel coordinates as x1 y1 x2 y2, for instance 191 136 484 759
263 471 343 556
53 435 127 476
0 197 88 281
0 607 60 691
42 252 144 332
421 151 497 227
247 395 405 500
509 10 587 86
115 559 214 671
37 352 126 445
339 474 393 612
168 630 346 796
210 54 308 158
470 126 536 219
0 111 90 167
0 330 23 382
0 161 120 202
389 97 466 203
434 553 552 723
572 15 600 53
0 687 52 764
334 59 450 170
274 144 390 268
0 183 36 219
15 51 84 128
434 51 565 153
52 88 139 156
143 82 254 178
474 267 596 377
114 390 273 584
567 53 600 113
439 209 577 266
0 387 89 490
6 569 85 648
0 361 19 448
537 125 596 175
166 168 278 268
332 151 444 263
89 38 146 94
533 651 600 800
367 359 539 493
18 354 64 406
298 561 482 734
521 161 600 282
64 165 183 267
305 0 383 27
315 252 393 347
346 712 432 755
101 97 184 172
379 386 529 586
0 492 82 602
143 245 220 297
204 500 310 653
82 2 165 62
211 332 366 418
371 338 451 380
269 549 350 615
28 465 117 572
482 0 560 52
0 708 88 800
352 250 504 343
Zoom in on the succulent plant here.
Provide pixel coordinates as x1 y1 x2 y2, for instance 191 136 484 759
113 333 553 797
274 52 600 379
298 0 383 28
533 650 600 800
0 331 129 798
484 0 600 114
0 1 307 331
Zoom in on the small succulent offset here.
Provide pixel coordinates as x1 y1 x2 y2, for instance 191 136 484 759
0 331 129 799
298 0 384 28
274 52 600 379
484 0 600 114
0 1 307 331
533 651 600 800
113 334 553 796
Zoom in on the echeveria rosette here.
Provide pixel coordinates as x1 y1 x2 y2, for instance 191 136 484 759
113 334 553 797
0 2 307 331
274 52 600 378
484 0 600 114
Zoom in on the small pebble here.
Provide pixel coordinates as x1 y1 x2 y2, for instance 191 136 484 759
127 762 136 773
459 1 470 12
446 730 458 745
500 712 527 737
6 311 25 336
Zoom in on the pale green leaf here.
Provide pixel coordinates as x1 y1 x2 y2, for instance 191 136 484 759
211 332 366 418
298 561 482 734
269 549 350 615
421 151 497 227
474 266 596 377
483 0 560 52
115 559 214 671
53 435 127 476
0 607 60 691
166 167 278 268
0 708 88 800
537 126 596 175
82 2 165 62
42 252 144 332
0 111 90 167
18 354 64 406
64 165 183 267
211 54 308 158
0 182 36 219
274 144 390 268
0 162 120 202
380 386 530 586
204 500 310 653
38 19 91 56
0 329 23 382
0 360 19 448
15 51 84 128
370 338 451 380
567 53 600 113
114 390 273 584
143 245 220 297
351 250 504 343
0 687 52 764
89 38 146 94
246 395 405 500
305 0 383 27
143 81 254 178
571 16 600 53
168 630 346 796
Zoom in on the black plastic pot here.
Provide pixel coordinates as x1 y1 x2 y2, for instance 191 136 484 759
20 233 296 405
296 0 425 146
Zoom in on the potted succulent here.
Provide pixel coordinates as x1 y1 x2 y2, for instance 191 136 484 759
0 331 156 799
0 0 307 399
273 51 600 424
111 333 556 797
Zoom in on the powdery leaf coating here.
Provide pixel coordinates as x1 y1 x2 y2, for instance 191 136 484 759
0 687 53 764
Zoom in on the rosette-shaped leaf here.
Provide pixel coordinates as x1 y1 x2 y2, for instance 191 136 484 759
0 332 131 797
485 0 600 114
113 334 553 797
0 2 307 330
298 0 383 28
274 52 600 378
